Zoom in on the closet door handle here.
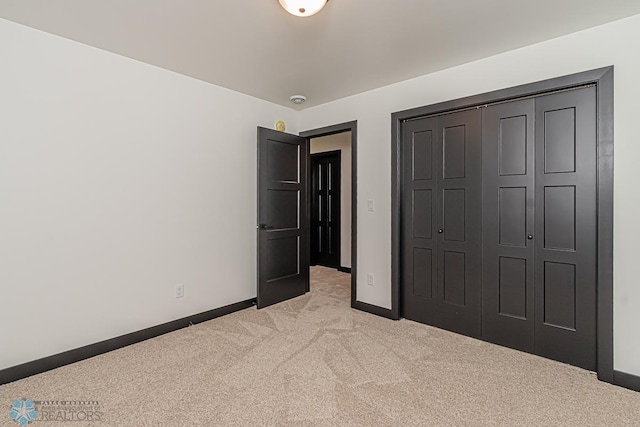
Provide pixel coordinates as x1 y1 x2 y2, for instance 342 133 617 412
527 235 533 240
438 229 444 234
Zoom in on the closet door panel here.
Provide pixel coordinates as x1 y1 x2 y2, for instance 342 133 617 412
534 87 597 370
436 109 482 337
482 99 536 352
402 118 439 325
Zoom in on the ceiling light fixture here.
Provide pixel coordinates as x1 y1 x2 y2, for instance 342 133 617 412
278 0 329 17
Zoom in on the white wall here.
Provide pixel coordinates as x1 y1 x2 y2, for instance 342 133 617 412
299 14 640 376
310 132 352 269
0 19 297 371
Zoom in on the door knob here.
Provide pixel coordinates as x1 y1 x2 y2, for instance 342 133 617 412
527 235 533 240
438 229 444 234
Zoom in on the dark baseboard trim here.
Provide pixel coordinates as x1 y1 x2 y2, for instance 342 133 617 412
613 370 640 392
352 301 399 320
0 298 256 386
337 266 352 274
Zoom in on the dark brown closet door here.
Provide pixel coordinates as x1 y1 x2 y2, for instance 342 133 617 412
402 109 482 337
534 87 597 370
401 116 439 325
436 109 482 337
482 99 536 352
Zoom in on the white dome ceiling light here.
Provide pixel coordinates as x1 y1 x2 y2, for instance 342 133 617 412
278 0 329 17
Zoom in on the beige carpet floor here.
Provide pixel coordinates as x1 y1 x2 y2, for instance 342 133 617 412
2 266 640 426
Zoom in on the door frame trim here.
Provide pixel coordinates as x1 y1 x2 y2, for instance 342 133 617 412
391 67 614 382
301 121 361 310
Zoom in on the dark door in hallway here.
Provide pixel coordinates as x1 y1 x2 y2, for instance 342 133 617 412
310 151 341 268
257 127 309 308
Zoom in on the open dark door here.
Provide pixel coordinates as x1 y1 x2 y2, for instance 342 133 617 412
257 127 309 308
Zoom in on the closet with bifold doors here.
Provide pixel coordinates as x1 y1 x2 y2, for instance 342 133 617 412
401 84 598 370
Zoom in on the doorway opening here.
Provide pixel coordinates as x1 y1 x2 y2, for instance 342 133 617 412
301 122 357 308
310 138 350 271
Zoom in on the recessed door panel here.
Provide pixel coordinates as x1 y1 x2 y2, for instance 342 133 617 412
443 251 466 306
543 262 576 330
544 186 576 251
443 189 465 242
413 190 433 239
499 187 527 247
268 139 300 183
413 130 433 181
443 125 466 179
499 115 528 176
544 108 576 174
413 248 434 298
266 236 300 281
499 257 527 319
267 190 299 230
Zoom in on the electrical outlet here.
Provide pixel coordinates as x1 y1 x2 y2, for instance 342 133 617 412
367 273 375 286
367 199 375 212
175 284 185 299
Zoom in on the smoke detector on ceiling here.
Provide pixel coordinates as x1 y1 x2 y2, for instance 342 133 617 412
290 95 307 105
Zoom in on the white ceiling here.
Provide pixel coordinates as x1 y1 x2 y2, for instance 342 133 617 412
2 1 640 109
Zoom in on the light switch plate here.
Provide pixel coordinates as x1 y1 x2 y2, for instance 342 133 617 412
175 284 185 299
367 199 375 212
